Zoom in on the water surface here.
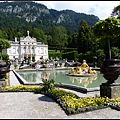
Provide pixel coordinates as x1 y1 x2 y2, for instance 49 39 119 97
18 69 120 88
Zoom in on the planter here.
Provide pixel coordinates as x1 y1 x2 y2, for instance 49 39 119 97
100 59 120 84
100 58 120 98
0 61 11 81
0 63 7 67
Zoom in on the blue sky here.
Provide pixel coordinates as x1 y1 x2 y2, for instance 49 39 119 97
35 1 120 20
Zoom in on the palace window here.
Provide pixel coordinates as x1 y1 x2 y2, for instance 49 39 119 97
24 47 26 53
13 48 16 54
31 47 34 53
45 49 47 54
9 50 11 54
41 48 44 54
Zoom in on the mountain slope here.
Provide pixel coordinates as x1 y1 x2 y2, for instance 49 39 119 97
0 1 99 32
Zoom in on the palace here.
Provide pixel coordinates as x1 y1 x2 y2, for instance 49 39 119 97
2 31 48 62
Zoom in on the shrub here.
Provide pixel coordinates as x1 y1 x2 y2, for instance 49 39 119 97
41 74 55 92
14 64 18 69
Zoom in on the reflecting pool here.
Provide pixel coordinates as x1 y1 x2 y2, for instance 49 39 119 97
18 69 120 88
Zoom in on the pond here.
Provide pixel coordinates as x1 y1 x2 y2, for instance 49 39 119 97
18 69 120 88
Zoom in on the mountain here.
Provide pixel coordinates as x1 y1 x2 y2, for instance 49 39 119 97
0 1 99 32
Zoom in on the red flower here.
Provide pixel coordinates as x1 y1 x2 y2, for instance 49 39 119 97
41 77 44 80
45 74 48 77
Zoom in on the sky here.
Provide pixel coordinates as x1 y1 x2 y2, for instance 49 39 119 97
35 1 120 20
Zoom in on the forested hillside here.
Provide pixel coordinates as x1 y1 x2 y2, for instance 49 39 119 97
0 1 99 33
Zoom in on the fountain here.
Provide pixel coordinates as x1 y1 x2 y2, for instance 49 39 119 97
66 59 97 77
100 56 120 99
0 61 11 87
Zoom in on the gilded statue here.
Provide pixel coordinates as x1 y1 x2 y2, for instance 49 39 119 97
69 59 96 75
69 67 75 74
80 59 89 71
76 66 81 74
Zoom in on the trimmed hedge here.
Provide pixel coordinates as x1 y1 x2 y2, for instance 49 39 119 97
62 51 78 61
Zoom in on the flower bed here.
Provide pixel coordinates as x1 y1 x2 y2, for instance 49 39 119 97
41 88 110 115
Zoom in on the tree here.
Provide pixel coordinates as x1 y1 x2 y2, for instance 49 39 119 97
30 28 47 44
0 30 8 39
0 39 11 60
111 47 120 58
46 34 52 47
50 26 68 52
93 17 120 59
111 5 120 19
2 54 9 62
67 32 78 48
77 20 94 54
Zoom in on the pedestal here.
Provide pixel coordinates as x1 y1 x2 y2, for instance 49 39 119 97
100 83 120 99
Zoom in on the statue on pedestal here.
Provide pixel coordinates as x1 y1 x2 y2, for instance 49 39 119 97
69 59 96 75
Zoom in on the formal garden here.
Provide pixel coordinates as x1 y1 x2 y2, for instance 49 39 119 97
0 73 119 115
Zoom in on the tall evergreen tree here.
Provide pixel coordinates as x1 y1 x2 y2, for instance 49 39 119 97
77 20 93 54
50 26 68 52
67 32 78 48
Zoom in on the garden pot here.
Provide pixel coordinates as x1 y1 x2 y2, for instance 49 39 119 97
0 61 11 81
100 59 120 84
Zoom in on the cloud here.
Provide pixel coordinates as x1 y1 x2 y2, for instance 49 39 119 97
36 1 120 20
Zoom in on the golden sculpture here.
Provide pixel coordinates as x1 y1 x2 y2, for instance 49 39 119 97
69 59 96 75
80 59 89 71
69 67 75 74
76 66 81 74
88 67 96 74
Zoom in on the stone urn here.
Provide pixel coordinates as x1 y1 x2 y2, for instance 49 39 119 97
100 58 120 98
100 59 120 84
0 61 11 81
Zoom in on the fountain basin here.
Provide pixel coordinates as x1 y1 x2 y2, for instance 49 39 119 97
66 73 97 77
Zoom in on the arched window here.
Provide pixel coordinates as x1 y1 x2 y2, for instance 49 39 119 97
31 47 34 53
24 47 26 53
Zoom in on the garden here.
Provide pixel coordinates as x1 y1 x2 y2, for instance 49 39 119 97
0 73 120 115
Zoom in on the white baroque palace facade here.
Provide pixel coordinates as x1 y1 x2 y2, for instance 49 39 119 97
3 31 48 62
